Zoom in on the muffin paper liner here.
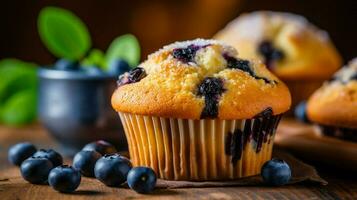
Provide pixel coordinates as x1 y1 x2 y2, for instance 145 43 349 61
118 112 282 181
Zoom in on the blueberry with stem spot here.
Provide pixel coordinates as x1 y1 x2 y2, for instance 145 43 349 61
8 142 37 166
127 167 157 194
94 153 132 187
48 165 81 193
20 156 54 184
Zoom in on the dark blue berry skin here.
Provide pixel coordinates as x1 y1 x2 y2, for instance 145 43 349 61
82 140 117 156
33 149 63 167
94 154 132 187
73 150 101 177
8 142 37 166
117 67 146 87
108 59 131 75
127 167 157 194
261 158 291 186
81 65 103 75
54 59 79 71
258 41 285 69
20 157 53 184
48 165 81 193
294 101 309 123
172 44 202 63
197 77 225 119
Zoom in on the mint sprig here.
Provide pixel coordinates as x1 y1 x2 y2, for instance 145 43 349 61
106 34 141 68
38 7 91 60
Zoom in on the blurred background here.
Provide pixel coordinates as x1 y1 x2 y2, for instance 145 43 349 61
1 0 356 64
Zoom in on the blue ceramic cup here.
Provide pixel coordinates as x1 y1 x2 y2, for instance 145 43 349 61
38 68 127 156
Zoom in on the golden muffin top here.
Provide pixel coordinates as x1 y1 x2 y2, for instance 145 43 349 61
307 58 357 129
214 11 342 80
112 39 291 120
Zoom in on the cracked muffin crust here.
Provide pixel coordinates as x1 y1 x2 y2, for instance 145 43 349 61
214 11 342 80
307 58 357 129
112 39 291 120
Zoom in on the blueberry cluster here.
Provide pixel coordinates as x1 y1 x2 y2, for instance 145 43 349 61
258 40 285 69
197 77 226 118
8 140 157 194
53 58 131 76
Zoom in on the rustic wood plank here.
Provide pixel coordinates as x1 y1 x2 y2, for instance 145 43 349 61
1 121 357 199
275 120 357 170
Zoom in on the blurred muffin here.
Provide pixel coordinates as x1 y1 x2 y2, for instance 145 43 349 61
112 39 291 181
214 11 342 109
307 58 357 141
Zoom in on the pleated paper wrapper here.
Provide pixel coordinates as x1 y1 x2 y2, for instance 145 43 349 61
119 112 282 181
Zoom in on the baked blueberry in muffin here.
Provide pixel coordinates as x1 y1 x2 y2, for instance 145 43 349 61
307 58 357 141
214 11 342 110
112 39 291 181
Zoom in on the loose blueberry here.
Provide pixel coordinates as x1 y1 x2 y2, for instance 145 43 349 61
294 101 309 123
172 44 203 63
197 77 225 119
33 149 63 167
81 65 103 75
54 59 79 71
261 158 291 186
73 150 101 177
8 142 37 166
94 153 132 187
117 67 146 87
82 140 117 155
48 165 81 193
127 167 157 194
108 59 131 75
258 41 284 69
20 156 53 184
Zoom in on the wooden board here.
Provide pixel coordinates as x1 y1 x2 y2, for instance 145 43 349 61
1 122 357 199
275 119 357 170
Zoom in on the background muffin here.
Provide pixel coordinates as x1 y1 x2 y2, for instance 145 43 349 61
112 39 291 181
214 11 342 110
307 58 357 141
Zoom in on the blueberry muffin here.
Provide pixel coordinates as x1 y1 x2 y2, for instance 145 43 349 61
307 58 357 141
112 39 291 181
214 11 342 110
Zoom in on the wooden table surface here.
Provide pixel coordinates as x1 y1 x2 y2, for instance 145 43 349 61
1 122 357 200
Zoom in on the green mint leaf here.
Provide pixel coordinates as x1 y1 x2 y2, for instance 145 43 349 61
106 34 140 68
0 59 37 104
38 6 91 60
81 49 106 69
0 90 37 126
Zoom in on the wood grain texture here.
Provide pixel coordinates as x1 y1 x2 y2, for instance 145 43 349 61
276 119 357 170
1 121 357 199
